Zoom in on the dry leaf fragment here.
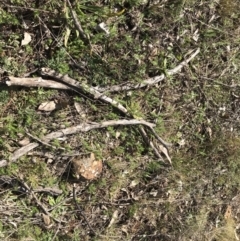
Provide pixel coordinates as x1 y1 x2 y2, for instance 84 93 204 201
74 101 86 118
206 126 212 139
192 29 199 42
224 205 232 220
115 131 121 139
38 101 56 112
21 32 32 46
72 153 102 180
177 139 185 147
18 137 30 146
0 160 8 167
107 210 118 228
121 225 128 235
9 221 17 228
129 179 139 188
42 213 51 226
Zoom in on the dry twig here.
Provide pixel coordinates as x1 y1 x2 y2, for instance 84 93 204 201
20 181 64 223
6 65 175 163
7 48 199 95
25 129 65 151
95 48 200 93
139 126 164 161
34 187 63 196
39 68 172 161
66 0 88 41
0 175 63 196
40 67 128 114
72 183 96 235
6 76 71 90
9 119 156 163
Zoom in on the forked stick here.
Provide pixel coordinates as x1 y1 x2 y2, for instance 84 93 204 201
39 68 171 162
9 119 156 163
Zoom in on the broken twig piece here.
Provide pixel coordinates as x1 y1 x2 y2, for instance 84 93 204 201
6 76 71 90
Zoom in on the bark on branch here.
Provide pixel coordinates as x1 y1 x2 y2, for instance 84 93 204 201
6 76 71 90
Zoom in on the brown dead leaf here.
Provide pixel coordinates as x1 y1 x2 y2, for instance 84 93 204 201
72 153 102 180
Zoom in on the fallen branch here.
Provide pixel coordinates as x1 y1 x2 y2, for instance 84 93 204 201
25 129 66 151
7 65 174 163
5 76 166 162
9 119 156 163
7 48 199 95
5 47 198 163
95 48 200 93
34 187 63 196
39 67 128 114
7 73 127 113
39 68 173 161
149 126 172 147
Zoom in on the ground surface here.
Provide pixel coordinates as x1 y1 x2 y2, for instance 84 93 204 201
0 0 240 240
